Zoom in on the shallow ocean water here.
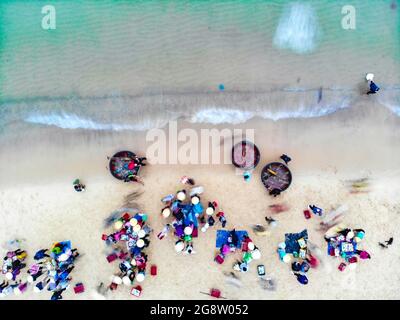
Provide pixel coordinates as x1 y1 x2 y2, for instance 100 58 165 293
0 0 398 132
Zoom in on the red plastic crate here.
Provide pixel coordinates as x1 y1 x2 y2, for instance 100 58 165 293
74 283 85 294
303 210 311 219
210 289 221 298
150 265 157 276
106 253 118 263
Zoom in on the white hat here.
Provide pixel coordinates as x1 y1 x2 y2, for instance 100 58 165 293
177 191 186 201
184 226 193 235
113 276 122 285
5 272 13 280
366 73 374 81
206 207 214 215
130 218 138 226
282 254 291 263
122 276 131 286
248 242 255 251
27 275 34 283
191 196 200 205
114 220 123 230
136 272 145 282
162 208 171 218
137 239 145 248
175 241 185 252
131 259 137 266
251 249 261 260
133 224 141 233
58 253 69 262
346 231 355 241
138 230 146 238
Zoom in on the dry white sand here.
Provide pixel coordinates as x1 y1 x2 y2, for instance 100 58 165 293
1 104 400 300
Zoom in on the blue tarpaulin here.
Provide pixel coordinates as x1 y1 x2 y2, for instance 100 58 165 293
216 230 248 248
284 229 308 254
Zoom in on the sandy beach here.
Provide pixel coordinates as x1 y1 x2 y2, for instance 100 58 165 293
1 101 400 300
0 0 399 301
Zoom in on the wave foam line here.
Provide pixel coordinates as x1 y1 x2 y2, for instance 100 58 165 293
24 112 158 131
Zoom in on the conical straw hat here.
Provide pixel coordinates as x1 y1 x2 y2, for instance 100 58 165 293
114 220 123 230
138 230 146 238
175 241 185 252
137 239 145 248
162 208 171 218
113 276 122 284
251 249 261 260
136 272 145 282
177 191 186 201
248 242 255 251
206 207 214 215
366 73 374 81
191 196 200 205
122 276 131 286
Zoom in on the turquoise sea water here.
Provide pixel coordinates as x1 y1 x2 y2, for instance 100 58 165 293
0 0 399 131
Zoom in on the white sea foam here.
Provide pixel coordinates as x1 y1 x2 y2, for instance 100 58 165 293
190 100 349 125
273 2 321 54
189 108 254 125
23 96 351 131
24 112 162 131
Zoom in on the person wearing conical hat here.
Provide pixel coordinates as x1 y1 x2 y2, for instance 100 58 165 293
216 211 227 228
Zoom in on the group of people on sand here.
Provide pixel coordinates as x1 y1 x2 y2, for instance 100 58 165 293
215 229 262 274
1 241 79 300
1 248 28 297
103 212 152 293
158 177 227 255
29 242 79 300
123 156 146 184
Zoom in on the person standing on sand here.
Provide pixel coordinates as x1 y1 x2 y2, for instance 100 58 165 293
280 154 292 165
180 176 195 186
124 173 144 185
309 205 323 216
367 81 380 95
243 171 252 182
73 179 85 192
270 188 281 197
34 249 50 260
134 156 147 166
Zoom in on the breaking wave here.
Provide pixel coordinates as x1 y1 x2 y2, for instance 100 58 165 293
273 2 321 54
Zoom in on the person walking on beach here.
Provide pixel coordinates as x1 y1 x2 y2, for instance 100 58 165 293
309 205 323 216
243 171 252 182
73 179 86 192
367 80 380 95
124 173 144 185
34 249 50 260
280 154 292 165
134 156 147 166
217 211 227 228
180 176 195 186
270 188 281 197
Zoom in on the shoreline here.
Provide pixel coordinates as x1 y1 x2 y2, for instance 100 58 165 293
1 100 400 300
